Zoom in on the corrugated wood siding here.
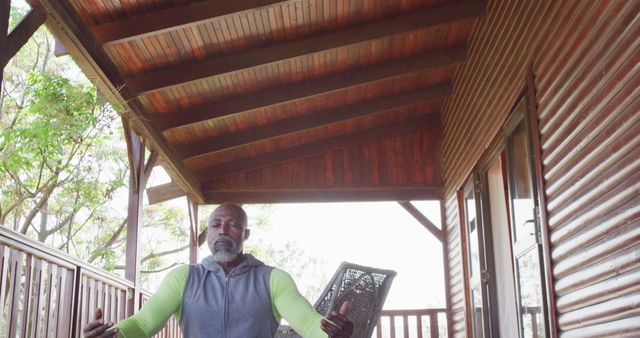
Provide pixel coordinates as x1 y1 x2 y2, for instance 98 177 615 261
445 195 467 338
442 0 640 336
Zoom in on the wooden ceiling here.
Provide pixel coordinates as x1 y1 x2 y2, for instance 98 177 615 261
35 0 483 204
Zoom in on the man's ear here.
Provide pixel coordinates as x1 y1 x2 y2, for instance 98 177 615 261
243 228 250 240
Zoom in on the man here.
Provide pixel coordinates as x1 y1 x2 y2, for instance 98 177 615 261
84 203 353 338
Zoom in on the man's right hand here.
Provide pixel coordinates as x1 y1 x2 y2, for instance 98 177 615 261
83 308 118 337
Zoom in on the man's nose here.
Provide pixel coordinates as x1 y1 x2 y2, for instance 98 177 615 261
217 223 229 235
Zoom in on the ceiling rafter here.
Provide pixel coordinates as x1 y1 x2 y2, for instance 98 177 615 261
178 84 451 159
159 47 466 131
194 112 441 182
126 1 484 95
202 187 442 204
91 0 288 45
38 0 206 203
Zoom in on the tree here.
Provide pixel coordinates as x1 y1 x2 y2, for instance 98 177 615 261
0 7 190 282
1 6 320 294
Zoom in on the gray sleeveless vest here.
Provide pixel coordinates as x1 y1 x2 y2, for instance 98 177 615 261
180 254 278 338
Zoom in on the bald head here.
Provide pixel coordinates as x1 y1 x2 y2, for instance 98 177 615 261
208 203 247 227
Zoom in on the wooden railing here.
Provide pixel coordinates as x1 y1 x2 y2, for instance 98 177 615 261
374 308 447 338
0 228 139 338
140 290 183 338
2 228 451 338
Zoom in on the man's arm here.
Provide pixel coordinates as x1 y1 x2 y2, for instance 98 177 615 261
269 268 327 338
116 265 188 338
84 265 188 338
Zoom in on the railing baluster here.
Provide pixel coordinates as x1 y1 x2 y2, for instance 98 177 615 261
0 244 8 334
416 315 423 338
29 258 44 338
8 249 24 338
430 313 439 338
390 315 396 338
376 317 382 338
531 309 538 338
403 315 409 337
21 254 34 338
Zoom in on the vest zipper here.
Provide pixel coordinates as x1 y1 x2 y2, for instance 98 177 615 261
224 275 230 338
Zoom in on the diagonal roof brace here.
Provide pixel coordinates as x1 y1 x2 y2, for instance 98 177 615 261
398 201 442 242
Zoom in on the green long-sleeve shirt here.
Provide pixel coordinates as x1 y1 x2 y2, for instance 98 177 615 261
116 265 327 338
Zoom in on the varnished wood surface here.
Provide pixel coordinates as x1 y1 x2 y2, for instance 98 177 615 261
36 0 480 202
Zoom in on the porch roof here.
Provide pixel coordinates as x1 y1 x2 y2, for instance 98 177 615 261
33 0 483 204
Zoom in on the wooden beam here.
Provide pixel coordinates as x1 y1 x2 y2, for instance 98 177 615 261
1 0 9 95
39 0 205 203
123 121 145 316
91 0 287 45
127 1 484 95
196 113 441 182
5 7 45 63
159 48 464 131
179 84 451 159
146 181 186 205
398 201 442 242
203 187 442 204
187 197 199 264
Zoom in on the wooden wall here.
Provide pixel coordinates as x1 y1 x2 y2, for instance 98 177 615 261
201 128 442 203
442 0 640 336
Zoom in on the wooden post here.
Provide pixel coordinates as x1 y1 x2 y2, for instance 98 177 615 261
122 118 157 315
187 197 199 264
1 0 10 98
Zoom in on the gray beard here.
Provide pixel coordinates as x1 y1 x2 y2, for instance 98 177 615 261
210 235 241 263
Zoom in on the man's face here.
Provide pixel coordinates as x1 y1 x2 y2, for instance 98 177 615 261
206 204 249 263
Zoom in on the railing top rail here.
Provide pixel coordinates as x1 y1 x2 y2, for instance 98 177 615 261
0 226 133 288
380 308 447 316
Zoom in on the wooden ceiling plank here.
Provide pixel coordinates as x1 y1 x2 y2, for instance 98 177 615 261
92 0 288 45
5 7 46 63
38 0 205 203
127 1 484 95
159 47 465 130
202 187 442 204
179 84 451 159
195 113 441 182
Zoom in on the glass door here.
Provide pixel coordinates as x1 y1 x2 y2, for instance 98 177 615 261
504 99 548 338
463 178 496 338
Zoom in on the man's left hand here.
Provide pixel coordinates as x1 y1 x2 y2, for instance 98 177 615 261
320 302 354 338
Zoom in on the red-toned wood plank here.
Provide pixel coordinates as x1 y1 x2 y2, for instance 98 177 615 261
178 84 450 158
5 7 46 62
158 48 464 130
92 0 288 45
196 113 440 182
127 1 484 95
203 186 441 204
